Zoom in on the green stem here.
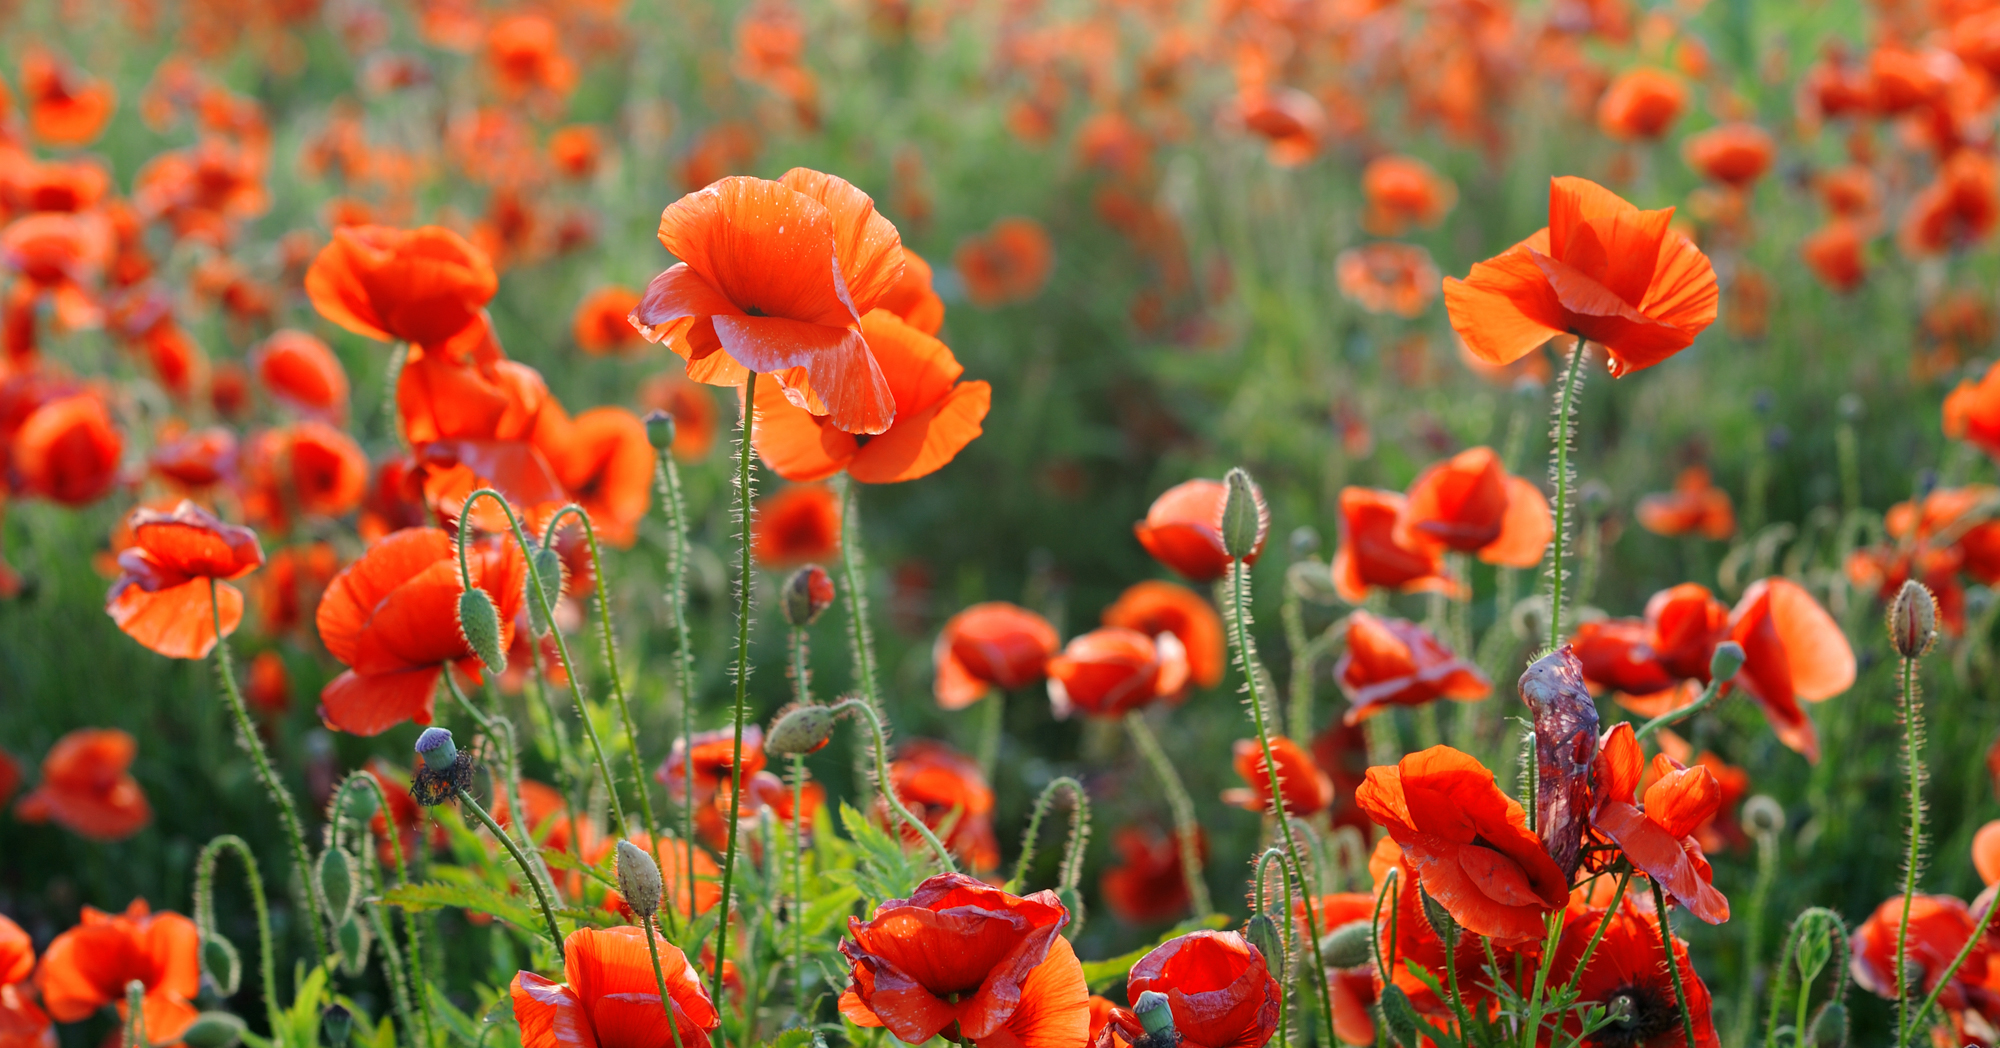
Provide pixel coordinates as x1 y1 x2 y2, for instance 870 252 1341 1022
1554 871 1632 1008
1518 911 1566 1048
1281 588 1311 743
333 774 430 1048
833 698 957 871
713 369 759 1029
1123 712 1212 917
791 754 808 1020
1634 678 1724 742
459 787 567 963
1908 884 1994 1033
836 477 887 800
975 694 1004 787
1895 654 1925 1047
1730 830 1780 1048
195 835 281 1038
1253 850 1291 1048
641 916 689 1048
654 447 701 927
1548 337 1588 649
123 980 146 1048
1653 878 1699 1048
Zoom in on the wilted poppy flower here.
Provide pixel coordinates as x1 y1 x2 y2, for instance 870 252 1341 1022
884 740 999 870
1047 627 1189 718
536 406 654 547
839 873 1088 1048
572 286 645 356
149 426 235 490
1636 466 1736 540
1546 901 1720 1048
106 501 264 660
1233 88 1326 167
314 527 527 736
1355 745 1568 942
36 901 196 1046
1223 736 1334 816
305 225 498 348
11 391 122 506
1331 487 1453 603
485 14 576 99
1335 242 1440 318
632 169 907 435
933 602 1060 709
1901 151 2000 256
1725 577 1855 762
1126 930 1280 1048
21 49 116 146
876 248 945 335
1444 177 1718 377
1597 68 1687 140
639 374 721 462
1101 580 1224 689
1592 723 1729 923
1135 478 1267 583
1399 446 1553 566
1100 825 1204 925
1850 894 1992 1014
1361 155 1457 235
753 483 842 567
1802 221 1868 293
511 926 720 1048
253 329 348 420
955 217 1055 309
14 728 151 841
1335 611 1489 724
1683 123 1777 187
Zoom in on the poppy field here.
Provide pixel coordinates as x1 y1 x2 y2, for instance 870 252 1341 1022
9 0 2000 1047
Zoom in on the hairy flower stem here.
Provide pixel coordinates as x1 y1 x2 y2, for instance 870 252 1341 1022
828 697 957 870
786 626 812 1017
975 694 1004 787
836 477 888 800
641 915 689 1048
1123 712 1212 917
195 835 282 1037
332 774 430 1047
1729 827 1780 1048
1653 878 1698 1048
1010 778 1089 892
713 371 759 1028
652 450 701 930
1252 849 1294 1048
122 980 146 1048
1896 653 1927 1047
1554 871 1632 1008
1547 338 1589 650
441 673 546 890
208 580 330 967
458 786 566 962
1634 678 1723 742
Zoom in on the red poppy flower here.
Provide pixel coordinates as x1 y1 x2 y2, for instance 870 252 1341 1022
1574 583 1729 700
1545 900 1720 1048
1361 155 1457 235
1331 487 1453 603
35 900 197 1046
1370 849 1497 1017
632 169 906 435
106 501 263 659
1135 478 1267 583
1100 824 1205 925
933 602 1060 709
511 926 720 1048
876 248 945 335
266 421 370 521
1398 446 1553 566
1802 221 1868 293
11 391 122 507
535 405 654 547
21 49 116 147
485 14 576 99
955 217 1055 309
0 752 19 812
13 728 151 842
396 322 550 444
1232 88 1326 167
883 740 999 871
314 527 527 736
1335 242 1440 318
1046 627 1189 719
1223 736 1334 816
657 726 767 809
1636 467 1736 539
1126 930 1279 1048
0 914 46 1048
1592 723 1729 923
549 125 604 179
753 483 842 567
150 427 235 490
254 330 349 420
1355 745 1567 943
1683 123 1776 187
572 286 645 356
1443 176 1718 377
1335 611 1490 724
246 651 290 716
1101 580 1225 689
305 225 498 348
1725 577 1855 762
1902 151 2000 256
1598 68 1687 140
1948 360 2000 461
1851 895 1994 1014
839 873 1088 1048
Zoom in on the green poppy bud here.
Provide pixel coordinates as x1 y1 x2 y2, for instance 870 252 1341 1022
1220 468 1268 561
1379 985 1424 1048
335 916 370 976
526 542 566 636
457 587 507 676
200 935 241 998
182 1012 247 1048
322 1005 353 1048
1419 885 1458 947
1244 913 1285 979
1708 640 1746 683
1889 579 1938 659
1809 1002 1848 1048
318 847 357 925
644 410 677 453
616 839 663 921
1320 919 1374 969
766 704 837 757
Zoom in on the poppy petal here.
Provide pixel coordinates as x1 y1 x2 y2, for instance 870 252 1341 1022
850 381 990 484
108 578 242 660
1547 176 1675 308
1442 234 1566 366
512 973 599 1048
752 379 856 481
1479 475 1553 567
655 176 851 327
971 936 1090 1048
711 316 895 435
1766 577 1855 702
318 667 442 737
778 169 906 316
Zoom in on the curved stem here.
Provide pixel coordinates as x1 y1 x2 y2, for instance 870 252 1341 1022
1010 777 1088 891
1652 878 1698 1048
832 698 957 870
196 835 280 1038
1634 678 1723 742
441 672 546 891
1123 712 1213 918
1547 337 1589 650
1253 849 1291 1048
713 370 758 1028
1896 654 1925 1047
332 774 430 1048
641 916 689 1048
459 787 566 963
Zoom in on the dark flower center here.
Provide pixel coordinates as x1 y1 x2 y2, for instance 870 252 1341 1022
1589 984 1679 1048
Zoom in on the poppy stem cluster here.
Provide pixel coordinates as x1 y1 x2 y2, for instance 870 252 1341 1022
814 697 957 871
326 771 430 1045
192 834 281 1038
1122 711 1215 917
452 757 567 963
648 433 705 904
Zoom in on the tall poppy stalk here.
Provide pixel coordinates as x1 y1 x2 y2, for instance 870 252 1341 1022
1546 337 1587 649
838 476 889 800
712 371 759 1027
649 413 703 926
1889 580 1937 1047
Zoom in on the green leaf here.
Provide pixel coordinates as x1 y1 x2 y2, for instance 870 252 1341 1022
427 984 482 1046
539 848 617 889
1080 914 1230 992
838 804 920 903
772 1029 815 1048
379 881 606 944
797 885 862 940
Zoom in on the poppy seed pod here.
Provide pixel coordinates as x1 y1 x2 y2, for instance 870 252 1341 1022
1889 579 1938 658
1220 468 1267 561
1708 640 1747 682
782 564 835 627
457 587 507 675
335 915 370 975
181 1012 247 1048
766 703 837 756
615 839 664 920
643 409 677 452
1133 990 1176 1037
415 727 457 770
1742 794 1786 838
1320 919 1374 969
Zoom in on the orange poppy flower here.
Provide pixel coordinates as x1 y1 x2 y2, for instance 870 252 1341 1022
1573 582 1729 701
1100 824 1204 925
1361 155 1457 235
572 286 645 356
1545 900 1720 1048
397 325 550 447
245 651 290 715
657 725 767 810
485 14 577 98
1223 736 1334 816
751 309 990 483
1371 849 1498 1018
1818 165 1881 217
253 329 349 420
1947 360 2000 461
1331 487 1453 603
1354 745 1568 943
1683 123 1776 187
0 914 47 1048
6 158 112 214
1851 895 1992 1014
1135 478 1267 583
632 169 907 435
955 217 1055 309
21 49 116 147
535 406 654 547
210 362 248 419
839 873 1088 1048
1399 445 1553 566
1233 88 1326 167
1724 577 1854 762
1901 151 2000 256
511 926 720 1048
106 501 263 660
638 374 721 462
1335 242 1440 318
1046 627 1190 719
1801 220 1867 293
11 391 122 506
933 602 1061 709
314 527 527 736
254 541 340 637
1101 580 1224 689
150 426 235 490
1125 930 1279 1048
36 901 197 1046
14 728 151 842
1592 723 1729 923
1334 611 1490 724
752 483 842 567
305 225 498 348
883 740 999 871
1976 820 2000 886
549 125 604 180
875 248 945 335
1443 176 1718 376
1597 68 1687 140
1636 466 1736 539
591 832 724 922
281 421 370 519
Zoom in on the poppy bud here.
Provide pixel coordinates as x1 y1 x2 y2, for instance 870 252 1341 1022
415 727 457 770
1742 794 1785 838
1418 885 1458 947
782 565 835 627
1708 640 1746 683
1320 919 1374 969
201 934 242 997
338 784 378 824
1220 468 1268 561
644 409 677 452
318 847 358 925
615 839 664 921
182 1012 247 1048
1379 984 1424 1048
1809 1002 1848 1048
335 915 370 975
1244 912 1285 978
1133 990 1176 1038
1888 579 1937 659
1288 525 1320 560
1056 886 1086 939
322 1005 353 1048
766 703 837 756
525 542 565 636
457 587 507 676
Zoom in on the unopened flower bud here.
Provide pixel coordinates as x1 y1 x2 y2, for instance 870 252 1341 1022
1288 525 1320 560
1743 794 1785 838
415 727 457 770
335 916 369 975
1809 1002 1848 1048
322 1005 353 1048
1320 919 1374 969
1418 885 1458 947
182 1012 247 1048
766 703 836 756
525 542 566 636
1889 579 1938 659
457 587 506 676
1708 640 1746 683
200 935 241 997
783 565 835 627
1220 468 1269 561
1244 913 1285 977
615 839 664 920
1133 991 1176 1038
644 410 677 453
318 847 357 925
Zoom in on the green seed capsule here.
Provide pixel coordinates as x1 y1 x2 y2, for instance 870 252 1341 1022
181 1012 247 1048
457 587 507 675
318 847 358 925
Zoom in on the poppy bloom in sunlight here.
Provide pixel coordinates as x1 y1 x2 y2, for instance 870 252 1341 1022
1683 123 1776 187
639 374 721 462
35 900 196 1044
1334 611 1489 724
1331 487 1453 603
1901 151 2000 256
21 49 117 146
1597 68 1687 140
1335 242 1440 318
106 501 264 660
548 125 604 179
1361 155 1457 235
305 225 498 348
1372 847 1497 1017
1135 478 1268 582
1801 221 1868 293
876 248 945 335
1592 723 1729 923
753 483 842 567
1636 466 1736 539
955 217 1055 309
511 926 720 1048
536 406 654 547
12 391 122 506
1046 627 1190 718
1102 580 1225 689
1126 930 1280 1048
1975 820 2000 886
884 741 999 871
1399 446 1553 566
839 873 1088 1048
933 602 1061 709
572 286 646 356
1573 582 1729 701
1851 895 1991 1013
1355 746 1568 942
1100 825 1204 925
149 427 235 490
1443 176 1718 377
1946 360 2000 462
1223 736 1334 816
632 168 907 435
265 422 370 521
253 330 349 421
314 527 526 736
1547 901 1720 1048
1725 577 1855 762
14 728 151 841
752 309 990 483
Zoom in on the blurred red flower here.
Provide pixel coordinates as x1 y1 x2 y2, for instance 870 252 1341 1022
21 48 116 147
639 374 722 462
1331 487 1453 603
1335 611 1489 724
305 225 497 348
1047 627 1189 718
1100 824 1204 925
535 405 654 547
1361 155 1456 235
956 217 1055 309
1725 577 1855 762
1224 736 1333 816
1101 580 1224 689
882 740 999 871
933 602 1060 709
1683 122 1776 187
1399 445 1552 566
37 901 196 1046
572 286 645 356
1636 466 1736 539
1135 478 1267 583
510 927 720 1048
14 728 151 842
1597 68 1686 140
753 484 842 567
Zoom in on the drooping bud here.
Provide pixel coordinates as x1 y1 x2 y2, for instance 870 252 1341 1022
335 916 370 976
318 847 357 925
322 1005 353 1048
1219 468 1269 561
415 727 457 771
1133 991 1176 1038
1418 886 1459 947
1244 913 1285 978
1320 919 1374 969
1708 640 1746 683
766 703 837 756
616 839 664 921
182 1012 247 1048
1809 1002 1848 1048
1889 579 1938 659
1379 984 1424 1048
200 934 241 997
525 541 566 636
644 409 677 453
1743 794 1786 838
783 565 836 627
457 587 506 676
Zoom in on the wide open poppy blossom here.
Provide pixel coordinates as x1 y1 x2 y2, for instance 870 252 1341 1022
1135 478 1267 582
1355 745 1568 943
1046 627 1189 719
1100 824 1204 925
1334 611 1489 724
35 900 197 1046
11 391 121 507
510 926 720 1048
253 329 348 420
106 501 264 660
1443 176 1718 377
1331 487 1453 603
1683 123 1777 187
884 740 999 871
305 225 498 347
955 217 1055 309
639 374 721 462
1101 580 1225 689
1592 723 1729 923
0 913 50 1048
1597 68 1687 140
1398 446 1553 566
14 728 151 841
1725 577 1855 762
314 527 527 736
1546 900 1720 1048
840 873 1088 1048
1851 895 1993 1015
933 602 1060 709
572 286 645 356
753 483 842 567
752 309 989 483
875 248 945 335
632 169 906 435
1223 736 1334 816
535 406 654 547
21 49 116 147
1361 155 1457 235
1636 467 1736 539
1126 930 1279 1048
1334 242 1440 318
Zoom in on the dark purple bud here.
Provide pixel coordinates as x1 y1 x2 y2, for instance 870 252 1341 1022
1519 646 1598 880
